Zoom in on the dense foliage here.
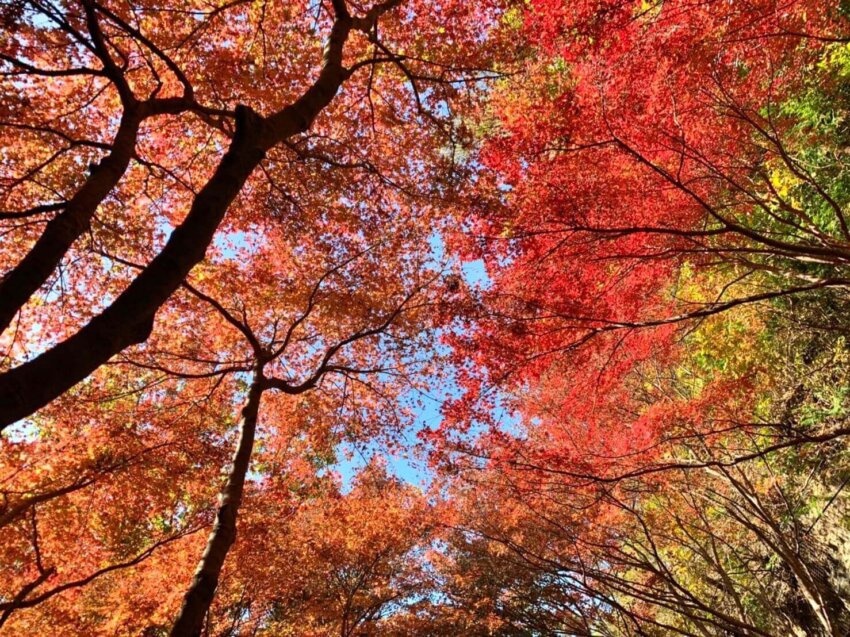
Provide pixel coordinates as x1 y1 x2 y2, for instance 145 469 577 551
1 0 849 635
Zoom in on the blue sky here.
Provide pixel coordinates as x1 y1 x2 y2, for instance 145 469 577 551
332 236 490 491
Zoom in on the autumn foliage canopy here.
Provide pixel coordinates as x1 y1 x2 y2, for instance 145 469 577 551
2 0 850 635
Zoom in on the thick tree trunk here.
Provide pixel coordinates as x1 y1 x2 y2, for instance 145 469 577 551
0 12 356 429
0 105 267 429
0 110 141 334
170 375 264 637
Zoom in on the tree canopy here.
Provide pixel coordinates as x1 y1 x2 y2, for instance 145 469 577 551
2 1 850 635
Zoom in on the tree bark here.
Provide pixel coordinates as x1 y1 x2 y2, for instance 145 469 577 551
169 374 264 637
0 109 141 334
0 9 362 429
0 105 267 428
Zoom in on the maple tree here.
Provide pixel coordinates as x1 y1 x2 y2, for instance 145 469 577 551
0 0 503 425
428 289 850 634
0 203 441 633
449 0 850 399
425 0 850 635
0 0 508 632
434 0 850 496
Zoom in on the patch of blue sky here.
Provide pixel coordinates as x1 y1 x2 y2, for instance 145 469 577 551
329 377 447 493
330 229 521 492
